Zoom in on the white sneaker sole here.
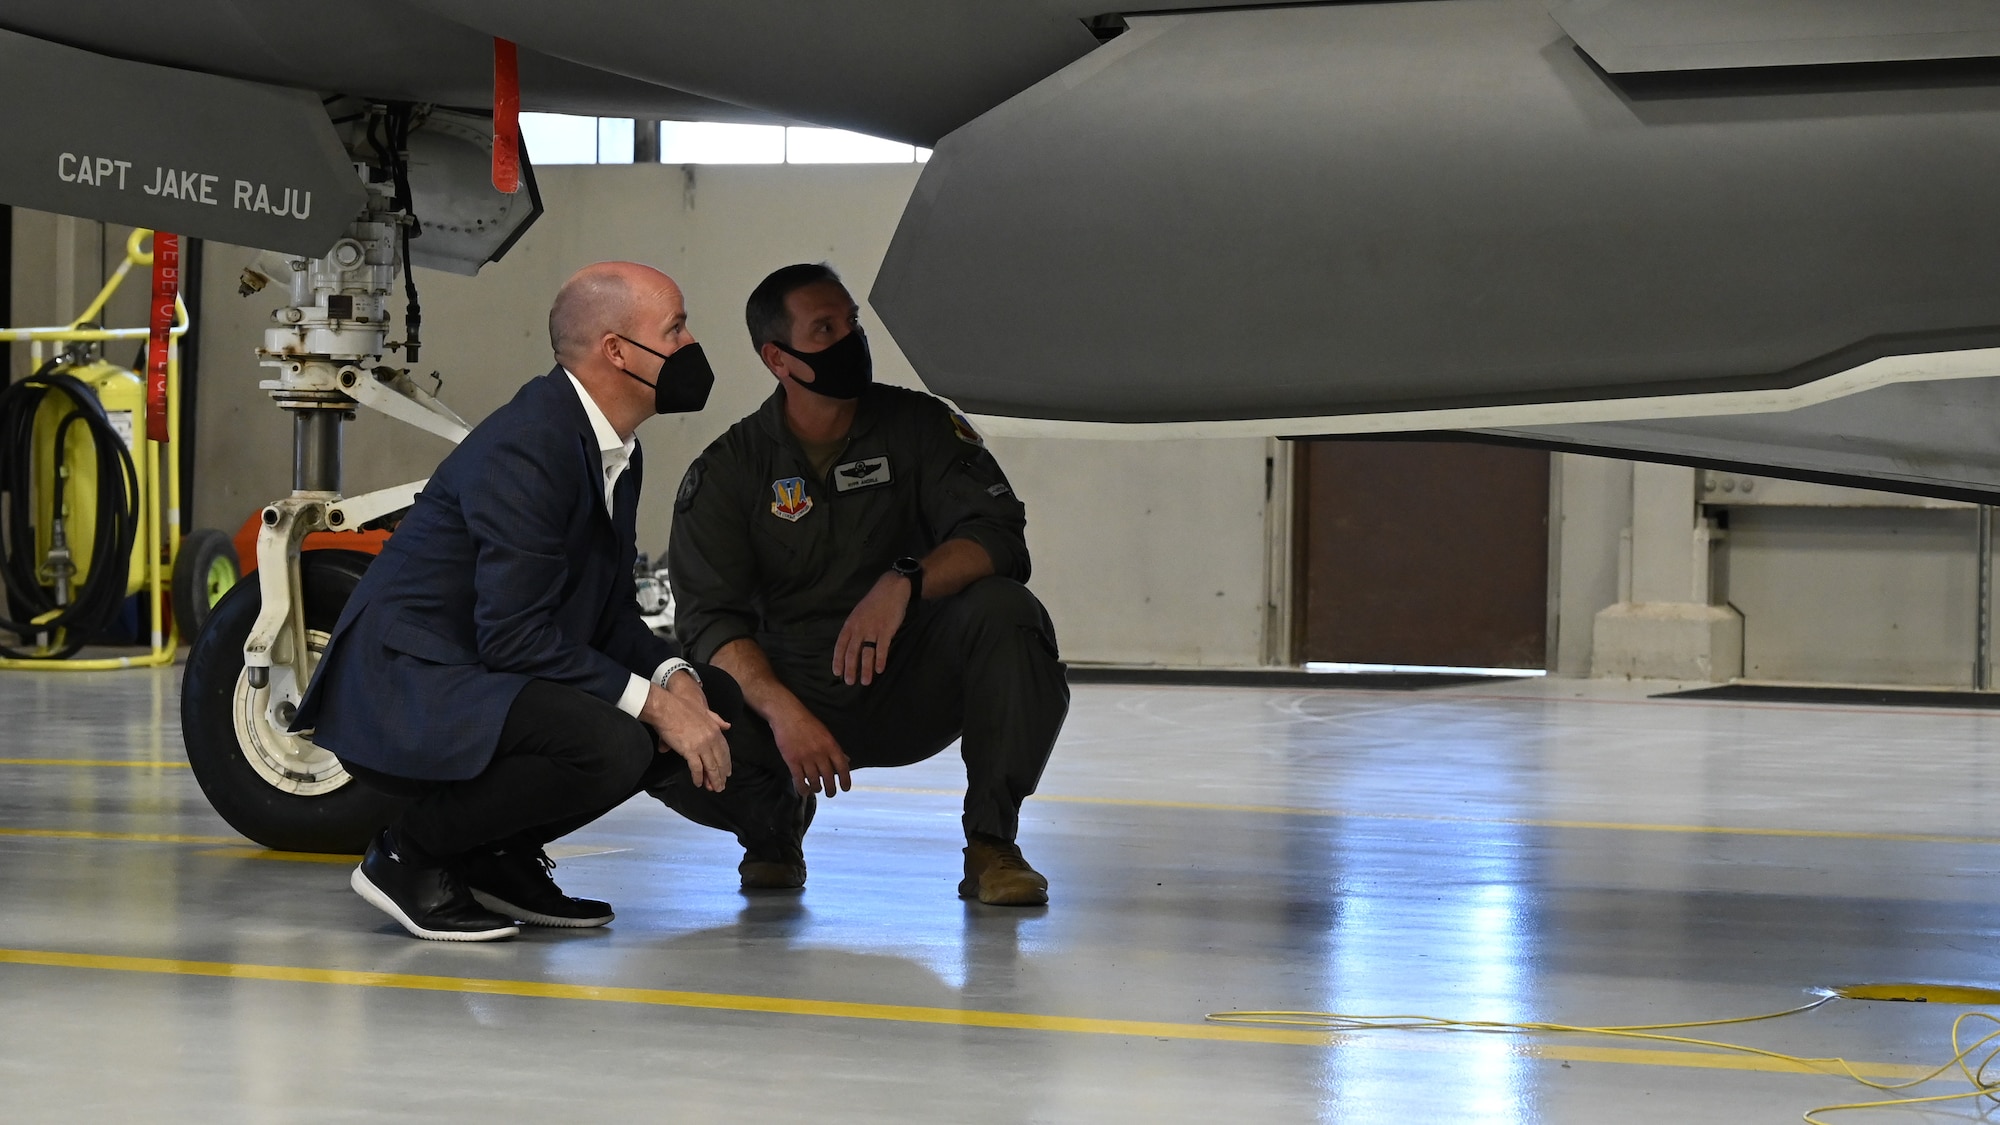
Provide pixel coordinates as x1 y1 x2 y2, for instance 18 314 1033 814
350 866 519 942
471 889 613 928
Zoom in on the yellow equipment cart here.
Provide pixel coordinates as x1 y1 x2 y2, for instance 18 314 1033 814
0 227 227 667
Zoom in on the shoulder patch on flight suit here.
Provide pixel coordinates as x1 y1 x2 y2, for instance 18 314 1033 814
675 460 704 513
833 456 893 493
949 412 985 448
770 477 814 522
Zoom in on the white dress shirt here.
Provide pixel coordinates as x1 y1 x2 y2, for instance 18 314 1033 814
566 368 636 517
563 369 685 717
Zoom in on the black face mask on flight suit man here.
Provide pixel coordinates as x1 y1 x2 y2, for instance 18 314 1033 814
777 327 873 400
615 334 716 414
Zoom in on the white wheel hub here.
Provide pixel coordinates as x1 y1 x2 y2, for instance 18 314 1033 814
232 627 351 796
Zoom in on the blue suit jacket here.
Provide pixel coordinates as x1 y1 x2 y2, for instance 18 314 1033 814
295 368 676 781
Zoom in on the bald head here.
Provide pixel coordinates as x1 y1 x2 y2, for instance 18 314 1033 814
549 261 682 368
550 261 699 439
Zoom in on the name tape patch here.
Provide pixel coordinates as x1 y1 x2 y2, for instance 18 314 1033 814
833 456 893 493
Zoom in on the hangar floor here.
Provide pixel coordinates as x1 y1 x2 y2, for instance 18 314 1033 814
5 669 2000 1123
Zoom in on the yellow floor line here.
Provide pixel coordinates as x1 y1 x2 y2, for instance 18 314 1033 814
0 758 188 768
0 947 1934 1078
855 787 2000 846
544 844 632 860
187 843 629 866
0 827 243 845
194 847 353 864
1527 1043 1929 1080
0 827 636 857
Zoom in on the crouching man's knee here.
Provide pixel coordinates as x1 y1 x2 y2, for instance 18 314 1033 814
602 718 662 800
691 663 746 723
951 577 1059 658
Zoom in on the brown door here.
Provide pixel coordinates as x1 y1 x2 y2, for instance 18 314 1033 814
1295 439 1549 668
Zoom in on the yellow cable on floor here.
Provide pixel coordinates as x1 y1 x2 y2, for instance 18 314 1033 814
1206 998 2000 1124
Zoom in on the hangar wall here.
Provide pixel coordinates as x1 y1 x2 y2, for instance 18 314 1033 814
6 209 149 376
1551 454 1631 677
1553 455 1993 687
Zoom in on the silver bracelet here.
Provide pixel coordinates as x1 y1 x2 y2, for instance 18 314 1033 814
653 657 700 688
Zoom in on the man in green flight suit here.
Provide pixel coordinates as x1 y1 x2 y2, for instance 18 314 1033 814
659 263 1068 905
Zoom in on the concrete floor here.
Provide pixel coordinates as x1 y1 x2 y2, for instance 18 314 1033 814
5 669 2000 1123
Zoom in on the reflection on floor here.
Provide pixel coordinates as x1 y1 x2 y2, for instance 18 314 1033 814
5 669 2000 1122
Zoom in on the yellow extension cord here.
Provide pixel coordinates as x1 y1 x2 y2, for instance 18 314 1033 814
1206 995 2000 1123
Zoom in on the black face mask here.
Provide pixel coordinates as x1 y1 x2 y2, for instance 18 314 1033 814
776 327 873 400
615 336 715 414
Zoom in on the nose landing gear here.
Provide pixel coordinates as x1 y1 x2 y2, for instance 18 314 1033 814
177 105 470 854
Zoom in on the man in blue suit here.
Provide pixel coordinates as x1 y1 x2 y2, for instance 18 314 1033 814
295 261 753 942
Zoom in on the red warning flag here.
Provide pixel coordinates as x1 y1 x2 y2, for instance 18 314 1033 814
493 38 521 194
145 232 179 443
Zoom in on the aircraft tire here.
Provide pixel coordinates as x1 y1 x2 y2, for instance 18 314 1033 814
171 528 240 644
180 549 405 855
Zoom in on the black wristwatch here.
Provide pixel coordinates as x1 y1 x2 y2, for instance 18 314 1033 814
891 555 924 602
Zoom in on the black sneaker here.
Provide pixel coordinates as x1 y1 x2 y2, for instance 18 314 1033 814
350 830 519 942
462 845 614 928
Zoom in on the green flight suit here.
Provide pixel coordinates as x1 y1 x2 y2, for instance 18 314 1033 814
665 384 1068 842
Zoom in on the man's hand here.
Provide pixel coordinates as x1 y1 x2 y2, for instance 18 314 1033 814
711 637 850 798
638 680 732 792
772 702 851 797
833 571 913 686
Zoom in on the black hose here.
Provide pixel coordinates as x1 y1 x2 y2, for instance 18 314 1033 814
369 103 424 364
0 360 141 658
393 106 424 365
400 223 422 364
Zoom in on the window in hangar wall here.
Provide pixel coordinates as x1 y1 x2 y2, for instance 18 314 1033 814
518 115 933 165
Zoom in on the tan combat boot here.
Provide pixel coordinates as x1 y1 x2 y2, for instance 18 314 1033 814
959 837 1049 906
